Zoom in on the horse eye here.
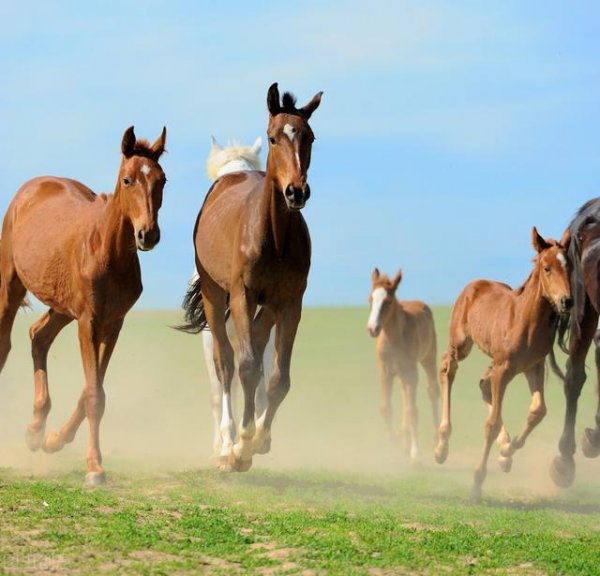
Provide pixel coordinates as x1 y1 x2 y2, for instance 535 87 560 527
269 137 276 145
122 177 132 186
543 266 551 274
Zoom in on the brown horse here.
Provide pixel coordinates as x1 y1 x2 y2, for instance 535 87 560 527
179 83 322 472
0 126 167 485
367 268 439 461
434 227 572 502
550 198 600 487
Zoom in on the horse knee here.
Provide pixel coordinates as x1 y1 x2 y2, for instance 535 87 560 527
529 403 547 425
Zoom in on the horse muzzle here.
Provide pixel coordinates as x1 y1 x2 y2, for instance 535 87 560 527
136 226 161 251
284 184 310 211
558 296 573 314
367 324 381 338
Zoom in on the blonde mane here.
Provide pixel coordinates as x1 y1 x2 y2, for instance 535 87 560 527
206 138 262 181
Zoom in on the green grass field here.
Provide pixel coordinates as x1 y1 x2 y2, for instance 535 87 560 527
1 308 599 575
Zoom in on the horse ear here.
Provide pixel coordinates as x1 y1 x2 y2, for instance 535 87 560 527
251 136 262 156
392 269 403 291
150 126 167 159
300 91 323 119
121 126 136 158
267 83 281 116
532 226 551 253
210 135 221 151
371 268 380 284
560 228 571 251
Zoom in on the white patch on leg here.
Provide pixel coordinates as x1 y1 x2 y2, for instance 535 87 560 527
220 391 235 457
557 252 567 269
140 163 151 176
367 287 386 333
410 439 419 461
283 123 296 142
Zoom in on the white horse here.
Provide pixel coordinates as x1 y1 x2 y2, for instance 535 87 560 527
199 136 274 461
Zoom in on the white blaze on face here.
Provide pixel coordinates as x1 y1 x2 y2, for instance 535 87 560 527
140 163 151 176
283 123 296 142
367 287 387 333
557 252 567 270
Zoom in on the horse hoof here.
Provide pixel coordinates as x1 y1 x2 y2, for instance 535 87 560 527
498 455 513 474
253 436 271 455
581 429 600 459
228 451 252 473
84 471 106 487
549 456 575 488
25 428 44 452
41 431 62 453
434 443 448 464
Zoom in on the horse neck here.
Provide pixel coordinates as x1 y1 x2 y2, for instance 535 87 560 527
382 299 404 336
515 265 553 328
101 189 138 267
263 174 294 257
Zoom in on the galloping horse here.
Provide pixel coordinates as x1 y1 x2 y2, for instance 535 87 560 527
550 198 600 487
367 268 439 461
199 135 275 459
0 126 167 484
180 83 322 471
435 227 572 502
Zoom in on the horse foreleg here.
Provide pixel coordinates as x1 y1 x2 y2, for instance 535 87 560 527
472 363 511 504
378 361 395 442
581 330 600 458
499 362 546 464
400 367 419 462
551 305 597 488
421 353 440 440
251 308 276 455
26 310 72 451
255 300 302 459
228 289 259 471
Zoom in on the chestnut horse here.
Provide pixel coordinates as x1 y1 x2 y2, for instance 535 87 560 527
550 198 600 487
435 227 572 503
367 268 439 461
180 83 322 471
0 126 167 485
199 135 274 459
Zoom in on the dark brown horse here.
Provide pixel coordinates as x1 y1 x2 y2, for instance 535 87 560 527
0 126 167 484
180 83 322 472
435 227 572 502
367 268 439 461
550 198 600 487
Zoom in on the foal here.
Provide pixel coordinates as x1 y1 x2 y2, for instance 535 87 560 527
0 126 167 484
435 227 572 502
367 268 439 461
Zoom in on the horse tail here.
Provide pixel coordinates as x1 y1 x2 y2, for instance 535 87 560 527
176 273 208 334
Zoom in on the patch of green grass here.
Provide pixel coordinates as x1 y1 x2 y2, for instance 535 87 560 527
1 467 600 575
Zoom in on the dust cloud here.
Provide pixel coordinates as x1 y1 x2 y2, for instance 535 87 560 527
0 307 598 501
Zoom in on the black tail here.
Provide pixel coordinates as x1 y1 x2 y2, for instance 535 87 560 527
176 275 208 334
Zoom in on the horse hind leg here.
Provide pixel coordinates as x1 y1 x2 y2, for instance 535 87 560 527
25 309 72 451
0 261 27 374
434 335 473 464
581 329 600 458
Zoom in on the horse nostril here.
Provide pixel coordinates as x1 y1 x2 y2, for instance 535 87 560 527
563 297 573 310
285 185 296 199
137 229 145 242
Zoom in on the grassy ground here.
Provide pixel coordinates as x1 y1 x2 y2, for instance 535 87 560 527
1 308 600 574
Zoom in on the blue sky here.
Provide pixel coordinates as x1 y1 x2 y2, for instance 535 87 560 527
1 1 599 308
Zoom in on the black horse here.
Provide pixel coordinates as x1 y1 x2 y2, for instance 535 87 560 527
551 197 600 487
